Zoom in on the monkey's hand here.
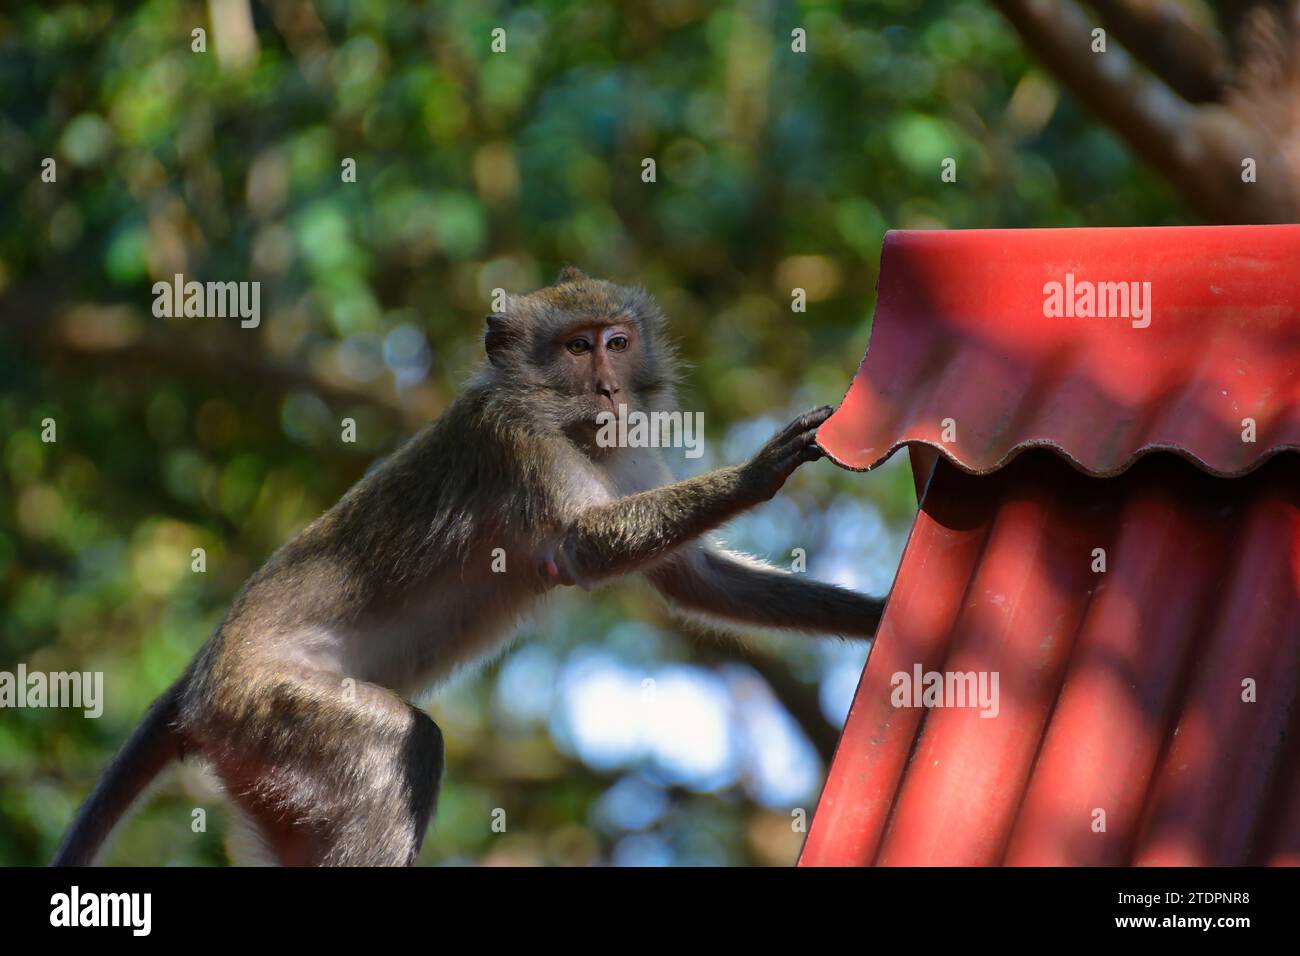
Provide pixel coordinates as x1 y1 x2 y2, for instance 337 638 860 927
739 405 833 503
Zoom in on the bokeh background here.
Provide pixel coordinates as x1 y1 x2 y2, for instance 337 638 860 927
5 0 1286 865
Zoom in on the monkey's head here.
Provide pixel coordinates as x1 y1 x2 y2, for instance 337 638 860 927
480 267 681 437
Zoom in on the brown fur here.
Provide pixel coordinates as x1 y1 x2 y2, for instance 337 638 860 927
52 268 884 867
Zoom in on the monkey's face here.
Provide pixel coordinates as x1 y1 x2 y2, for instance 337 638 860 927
483 270 681 437
553 321 639 420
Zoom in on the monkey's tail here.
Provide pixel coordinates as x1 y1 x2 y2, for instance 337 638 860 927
50 677 188 866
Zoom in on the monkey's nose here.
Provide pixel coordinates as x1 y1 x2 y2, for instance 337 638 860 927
597 382 619 398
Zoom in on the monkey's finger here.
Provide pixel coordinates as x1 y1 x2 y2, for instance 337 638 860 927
777 421 830 458
776 441 821 474
753 407 834 484
774 405 833 443
783 442 824 467
801 404 834 428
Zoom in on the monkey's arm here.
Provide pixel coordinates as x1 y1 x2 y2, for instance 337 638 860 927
646 542 884 638
550 407 832 588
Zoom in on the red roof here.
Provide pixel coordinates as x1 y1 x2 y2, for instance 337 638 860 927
818 226 1300 477
802 226 1300 866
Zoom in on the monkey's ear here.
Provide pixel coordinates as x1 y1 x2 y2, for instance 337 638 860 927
484 314 518 368
556 265 589 285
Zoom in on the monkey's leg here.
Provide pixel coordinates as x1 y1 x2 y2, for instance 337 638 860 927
210 670 444 866
647 543 885 638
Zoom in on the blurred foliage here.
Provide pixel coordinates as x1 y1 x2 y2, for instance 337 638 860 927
0 0 1188 867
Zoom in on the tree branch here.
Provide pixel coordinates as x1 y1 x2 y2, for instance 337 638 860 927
1087 0 1229 102
993 0 1294 223
0 286 427 427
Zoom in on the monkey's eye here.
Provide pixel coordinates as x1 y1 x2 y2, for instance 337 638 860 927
607 335 629 352
566 338 593 355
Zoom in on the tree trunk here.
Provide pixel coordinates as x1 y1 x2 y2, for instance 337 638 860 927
994 0 1300 223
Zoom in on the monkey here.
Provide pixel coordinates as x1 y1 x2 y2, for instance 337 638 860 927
52 267 887 867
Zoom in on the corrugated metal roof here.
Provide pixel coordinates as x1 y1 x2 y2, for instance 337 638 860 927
802 226 1300 866
818 226 1300 478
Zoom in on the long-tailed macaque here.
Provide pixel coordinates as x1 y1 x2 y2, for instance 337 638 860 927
53 268 886 866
